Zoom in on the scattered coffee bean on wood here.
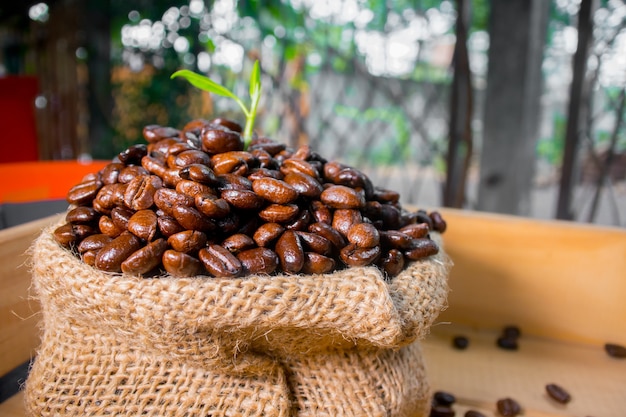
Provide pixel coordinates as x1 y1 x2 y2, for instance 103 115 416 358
452 335 469 350
545 383 571 404
604 342 626 359
433 390 456 407
496 336 519 351
502 325 521 339
430 404 455 417
464 411 486 417
496 397 522 416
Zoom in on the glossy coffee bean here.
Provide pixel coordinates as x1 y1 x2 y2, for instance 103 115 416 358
100 162 125 185
496 397 522 416
127 209 158 241
295 231 332 256
162 249 202 277
221 189 265 210
118 144 148 165
211 117 243 133
124 175 162 211
380 230 415 250
258 203 300 223
347 222 380 248
433 391 456 407
52 223 78 248
211 151 252 175
201 126 243 154
77 234 112 254
154 188 195 217
198 244 243 278
237 247 279 275
172 204 216 232
175 179 214 199
399 222 430 239
301 252 335 274
172 149 212 168
167 230 207 253
308 222 346 251
404 238 439 260
252 177 299 204
339 244 381 267
332 209 362 238
253 222 285 247
430 211 447 233
66 178 103 206
545 383 571 404
99 215 124 238
65 206 99 224
377 248 405 277
179 163 219 185
279 158 319 178
320 185 365 209
121 238 167 275
194 193 230 218
95 232 143 272
604 342 626 358
283 171 323 198
157 215 185 237
275 230 305 274
142 124 180 143
222 233 255 254
110 206 135 231
309 200 332 224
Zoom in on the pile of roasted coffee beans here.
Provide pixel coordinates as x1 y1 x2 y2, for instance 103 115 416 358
53 118 447 278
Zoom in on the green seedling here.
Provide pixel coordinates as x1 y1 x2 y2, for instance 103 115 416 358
171 60 261 149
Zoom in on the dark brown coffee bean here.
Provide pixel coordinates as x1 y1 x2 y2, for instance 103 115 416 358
496 397 522 416
95 232 143 272
201 126 243 154
110 206 135 231
320 185 365 209
66 206 99 224
124 175 162 211
308 222 347 251
433 391 456 407
221 189 265 210
118 165 150 184
496 336 519 351
280 158 319 178
118 143 148 165
430 211 447 233
171 149 212 168
77 234 112 254
377 249 405 277
347 222 380 248
332 209 363 238
284 207 312 231
179 163 219 185
211 151 251 175
249 137 287 156
252 177 299 204
253 222 285 247
503 325 521 339
373 187 400 204
147 137 181 156
222 233 255 254
275 230 305 274
127 209 158 241
464 411 486 417
399 222 430 239
429 405 455 417
162 249 202 277
545 383 571 404
339 244 381 267
100 162 125 185
154 188 195 217
380 203 402 230
301 252 336 274
404 238 439 260
237 247 279 275
99 215 124 238
258 204 300 223
452 335 469 350
380 230 415 250
121 238 167 275
295 231 332 256
284 171 323 198
53 223 78 248
82 250 97 266
168 230 207 253
142 125 180 143
162 168 182 188
157 215 185 237
247 167 282 181
216 173 252 191
198 244 243 277
141 154 168 178
309 200 332 224
175 179 214 198
172 204 216 232
604 343 626 358
195 193 230 218
66 178 103 206
92 183 126 214
415 209 434 230
211 117 243 133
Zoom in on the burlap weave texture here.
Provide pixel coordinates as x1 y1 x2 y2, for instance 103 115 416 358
25 219 450 416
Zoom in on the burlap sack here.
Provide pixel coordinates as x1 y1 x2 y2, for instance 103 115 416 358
25 218 450 416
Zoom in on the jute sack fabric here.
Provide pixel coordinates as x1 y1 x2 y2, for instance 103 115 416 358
25 218 451 416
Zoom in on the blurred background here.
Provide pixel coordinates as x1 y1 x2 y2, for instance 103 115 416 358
0 0 624 227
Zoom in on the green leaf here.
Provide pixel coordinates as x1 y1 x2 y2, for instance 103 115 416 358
249 60 261 99
170 70 238 101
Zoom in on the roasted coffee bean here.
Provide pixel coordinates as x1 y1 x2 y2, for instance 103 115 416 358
118 165 150 184
201 126 243 154
258 203 300 223
284 207 312 231
295 231 333 256
253 222 285 247
77 234 113 254
332 209 363 238
429 405 455 417
430 211 447 233
172 149 212 168
82 250 97 266
172 204 216 232
347 222 380 248
217 173 253 191
380 230 415 250
162 249 202 277
249 137 287 155
211 151 252 175
545 383 571 404
66 206 99 224
157 215 185 237
320 185 365 209
215 212 241 235
141 154 168 178
142 124 180 143
339 244 381 267
53 223 78 248
67 178 103 206
168 230 207 253
452 335 470 350
380 204 402 230
95 232 143 272
309 200 332 224
118 144 148 165
100 162 125 185
503 325 521 339
496 336 519 351
72 224 96 241
124 175 162 211
127 209 158 241
308 222 346 251
93 183 127 213
110 206 134 231
373 187 400 204
99 215 124 238
464 411 486 417
221 189 265 210
162 168 183 188
433 391 456 407
275 230 305 274
377 249 405 278
404 238 439 260
198 244 242 277
248 167 283 181
179 163 219 185
222 233 256 254
399 223 430 239
284 171 323 198
121 238 167 275
280 158 319 178
252 177 299 204
496 397 522 416
195 193 230 218
604 342 626 358
175 179 213 198
154 188 195 217
415 209 434 230
237 247 279 275
147 137 180 156
211 117 243 133
302 252 336 274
